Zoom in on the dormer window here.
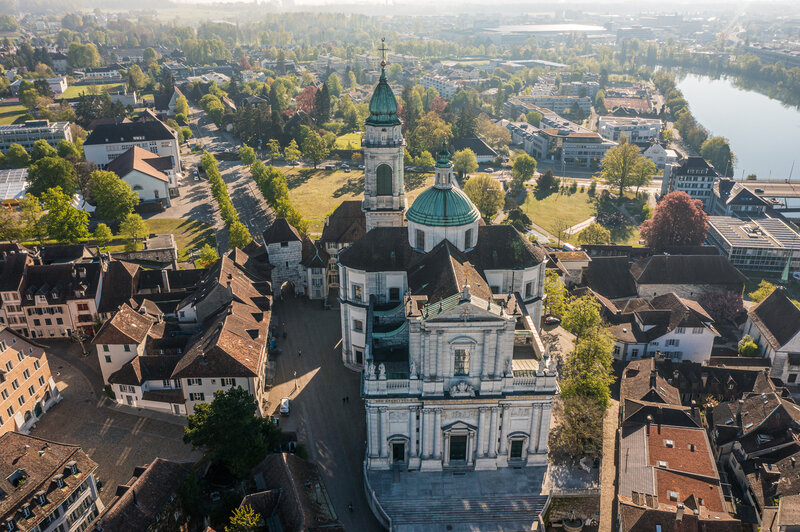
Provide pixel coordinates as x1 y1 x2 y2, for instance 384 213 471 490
21 504 30 519
53 474 64 488
66 461 78 476
36 491 46 506
6 517 15 531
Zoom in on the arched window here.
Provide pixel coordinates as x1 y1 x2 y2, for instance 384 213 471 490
376 164 393 196
133 185 143 191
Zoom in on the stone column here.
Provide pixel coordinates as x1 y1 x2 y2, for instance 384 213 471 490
488 406 499 457
493 330 503 376
537 403 552 453
366 407 375 457
498 404 509 455
421 409 431 458
379 407 388 458
528 403 541 455
480 330 489 379
409 406 417 457
476 407 488 457
434 408 442 459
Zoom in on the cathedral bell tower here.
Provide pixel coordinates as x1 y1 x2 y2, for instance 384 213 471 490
362 39 406 232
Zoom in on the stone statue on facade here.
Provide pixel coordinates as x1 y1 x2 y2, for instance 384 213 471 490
378 363 386 380
409 361 417 379
367 362 376 380
449 381 476 397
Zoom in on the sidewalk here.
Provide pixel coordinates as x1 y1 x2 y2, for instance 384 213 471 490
102 396 189 427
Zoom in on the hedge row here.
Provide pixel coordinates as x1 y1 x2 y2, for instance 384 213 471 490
248 160 308 236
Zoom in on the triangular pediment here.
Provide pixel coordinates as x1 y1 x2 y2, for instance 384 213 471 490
424 297 507 322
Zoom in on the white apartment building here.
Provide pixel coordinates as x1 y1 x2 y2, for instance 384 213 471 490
83 119 181 179
420 74 460 99
0 120 72 152
597 116 663 143
661 156 719 211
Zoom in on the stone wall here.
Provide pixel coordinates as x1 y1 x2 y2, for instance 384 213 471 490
267 242 304 294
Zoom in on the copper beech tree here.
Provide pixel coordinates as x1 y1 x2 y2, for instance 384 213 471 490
640 191 708 249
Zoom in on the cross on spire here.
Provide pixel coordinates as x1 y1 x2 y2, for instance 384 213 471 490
378 38 388 67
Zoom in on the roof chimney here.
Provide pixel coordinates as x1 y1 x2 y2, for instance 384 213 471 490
676 503 684 522
161 269 170 293
646 414 653 436
737 399 744 426
650 370 657 389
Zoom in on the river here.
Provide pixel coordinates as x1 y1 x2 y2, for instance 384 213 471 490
676 73 800 180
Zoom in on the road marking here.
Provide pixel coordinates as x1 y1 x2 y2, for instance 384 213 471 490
99 417 114 436
115 447 132 466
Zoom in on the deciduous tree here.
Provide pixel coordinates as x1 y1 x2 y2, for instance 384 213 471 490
544 269 567 317
31 140 58 162
511 153 537 193
738 335 760 357
700 137 735 177
93 223 113 249
89 170 139 220
698 289 744 325
747 280 776 303
198 244 219 268
225 504 261 532
301 131 329 169
239 146 257 166
561 295 603 341
284 139 301 166
183 387 281 478
640 191 708 249
5 144 30 168
119 213 148 251
577 223 611 245
600 141 641 198
452 149 478 179
463 174 503 219
42 187 89 243
228 220 253 249
28 156 78 196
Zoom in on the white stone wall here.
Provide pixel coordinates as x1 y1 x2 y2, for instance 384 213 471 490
124 169 171 206
182 376 263 414
84 138 180 172
97 342 142 383
407 219 480 253
646 327 715 363
365 399 553 471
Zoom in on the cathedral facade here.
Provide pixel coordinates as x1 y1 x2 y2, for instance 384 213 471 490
336 63 558 474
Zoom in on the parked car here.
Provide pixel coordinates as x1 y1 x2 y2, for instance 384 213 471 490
280 397 290 416
344 167 351 173
324 164 336 170
193 175 199 182
793 271 800 281
485 167 494 173
544 315 561 325
340 163 350 169
357 164 365 170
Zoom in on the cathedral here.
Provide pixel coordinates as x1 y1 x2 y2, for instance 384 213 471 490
335 60 558 481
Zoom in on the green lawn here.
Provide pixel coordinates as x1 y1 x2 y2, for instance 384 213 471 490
521 189 643 245
286 168 432 234
60 83 125 99
521 190 596 238
144 218 216 262
0 104 28 125
334 132 362 149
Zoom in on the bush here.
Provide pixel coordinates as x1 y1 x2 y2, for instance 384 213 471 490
738 335 760 357
588 180 597 197
104 385 116 399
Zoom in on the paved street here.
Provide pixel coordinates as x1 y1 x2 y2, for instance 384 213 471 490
29 342 199 505
185 106 273 249
267 297 383 532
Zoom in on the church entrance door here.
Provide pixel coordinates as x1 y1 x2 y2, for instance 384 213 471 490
449 435 467 463
392 443 405 462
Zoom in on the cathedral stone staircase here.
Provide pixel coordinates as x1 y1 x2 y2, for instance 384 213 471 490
379 494 549 529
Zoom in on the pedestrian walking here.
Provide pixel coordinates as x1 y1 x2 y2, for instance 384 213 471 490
347 503 353 512
298 349 302 357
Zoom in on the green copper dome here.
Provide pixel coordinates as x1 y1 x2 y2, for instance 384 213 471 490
365 68 401 127
406 186 480 227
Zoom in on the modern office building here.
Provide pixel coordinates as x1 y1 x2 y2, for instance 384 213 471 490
0 121 72 152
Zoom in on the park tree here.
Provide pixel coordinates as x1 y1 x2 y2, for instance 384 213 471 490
747 280 776 303
57 140 80 161
183 387 281 478
6 144 30 168
0 208 21 242
550 395 605 461
505 208 531 233
198 244 220 268
413 150 435 169
28 157 78 196
126 64 147 91
174 95 190 117
544 269 567 317
31 140 58 162
561 329 615 408
700 137 735 177
19 196 47 244
463 174 504 219
301 131 329 169
266 139 282 163
143 47 158 65
225 504 261 532
640 191 708 249
452 149 478 179
312 83 331 124
600 141 642 198
738 335 760 357
535 169 559 194
67 42 100 68
239 146 257 166
511 153 537 193
228 220 253 249
632 157 656 196
561 295 603 341
476 114 511 147
407 112 452 155
92 223 113 249
119 213 149 251
284 139 301 166
577 223 611 245
401 85 423 133
89 170 139 220
326 73 342 98
454 106 477 138
42 187 89 243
